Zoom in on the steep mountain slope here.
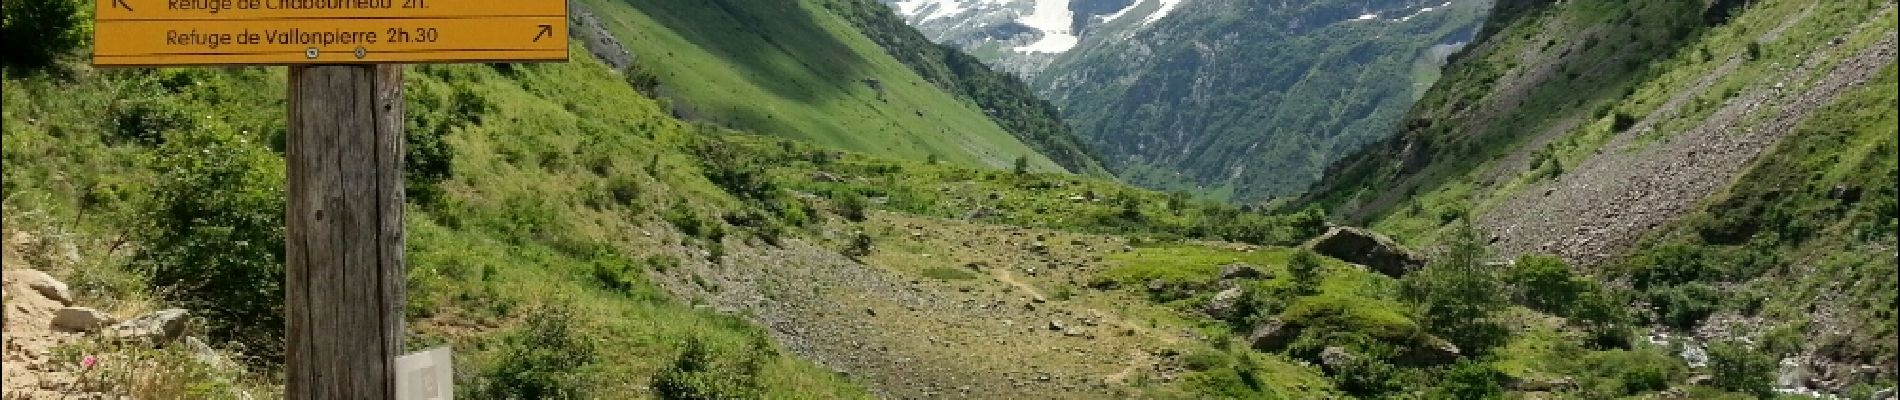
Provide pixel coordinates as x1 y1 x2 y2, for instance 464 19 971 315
571 0 1090 173
1303 0 1898 392
1042 0 1488 202
819 0 1109 176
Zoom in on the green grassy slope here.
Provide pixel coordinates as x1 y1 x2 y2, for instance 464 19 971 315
1299 0 1897 392
577 0 1067 173
3 44 873 397
815 0 1109 177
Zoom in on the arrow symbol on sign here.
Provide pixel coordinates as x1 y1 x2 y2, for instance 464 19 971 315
113 0 133 11
533 25 553 42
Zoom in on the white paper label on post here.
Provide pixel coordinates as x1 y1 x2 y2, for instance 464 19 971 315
396 346 454 400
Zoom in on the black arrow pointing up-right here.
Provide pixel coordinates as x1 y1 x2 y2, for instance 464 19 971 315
533 25 553 42
113 0 133 11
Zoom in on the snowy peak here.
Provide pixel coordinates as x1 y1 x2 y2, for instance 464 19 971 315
880 0 1186 75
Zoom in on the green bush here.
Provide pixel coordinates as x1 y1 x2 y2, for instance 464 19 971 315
842 231 873 260
1650 282 1721 330
1287 249 1323 295
112 97 196 145
1508 255 1585 312
1400 220 1508 355
1708 341 1774 398
663 204 725 243
136 127 287 358
1436 360 1504 399
1572 348 1685 396
1181 349 1232 372
652 336 772 400
477 302 599 399
835 190 869 222
1 0 84 69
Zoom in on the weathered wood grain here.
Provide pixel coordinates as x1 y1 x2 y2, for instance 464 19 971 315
286 64 405 400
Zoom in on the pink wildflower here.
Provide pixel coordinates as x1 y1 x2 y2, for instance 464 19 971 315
81 355 97 369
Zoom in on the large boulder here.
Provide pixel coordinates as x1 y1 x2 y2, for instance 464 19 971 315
1398 335 1462 365
1246 317 1301 352
1308 226 1426 278
1202 287 1245 319
106 308 190 342
51 307 114 332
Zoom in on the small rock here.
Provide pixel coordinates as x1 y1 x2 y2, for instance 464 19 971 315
106 308 190 342
52 307 114 333
1319 346 1356 370
1048 320 1067 331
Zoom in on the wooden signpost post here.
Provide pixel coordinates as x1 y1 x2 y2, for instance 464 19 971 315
93 1 568 398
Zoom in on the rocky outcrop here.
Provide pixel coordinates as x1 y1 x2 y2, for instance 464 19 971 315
5 269 73 306
106 309 191 342
1202 287 1245 319
1218 263 1267 280
567 0 634 71
50 307 113 333
1246 318 1299 351
1307 226 1425 278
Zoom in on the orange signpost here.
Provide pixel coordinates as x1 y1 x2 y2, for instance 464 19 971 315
93 0 567 66
91 1 570 398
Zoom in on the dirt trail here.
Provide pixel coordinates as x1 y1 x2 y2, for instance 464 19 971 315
989 268 1048 302
649 212 1211 399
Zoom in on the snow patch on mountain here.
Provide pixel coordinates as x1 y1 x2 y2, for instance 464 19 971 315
890 0 987 23
1143 0 1185 24
1014 0 1079 53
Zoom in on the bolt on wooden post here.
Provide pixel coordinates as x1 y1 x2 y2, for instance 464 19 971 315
91 1 567 398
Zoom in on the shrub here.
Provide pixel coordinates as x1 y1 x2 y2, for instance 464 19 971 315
1181 349 1231 372
112 97 196 145
1287 249 1323 295
137 127 287 359
835 190 869 222
1574 349 1685 396
1708 341 1774 398
652 336 771 400
1650 282 1721 330
590 251 641 293
1012 155 1030 175
1 0 83 69
842 231 873 260
1400 220 1508 355
1436 360 1504 399
663 204 725 243
1508 255 1585 312
477 302 599 399
1611 111 1638 132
